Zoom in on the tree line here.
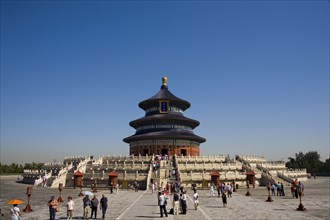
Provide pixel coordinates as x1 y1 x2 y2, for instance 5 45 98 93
0 162 44 174
285 151 330 174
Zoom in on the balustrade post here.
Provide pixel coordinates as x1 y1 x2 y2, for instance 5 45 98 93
23 186 33 212
57 183 63 202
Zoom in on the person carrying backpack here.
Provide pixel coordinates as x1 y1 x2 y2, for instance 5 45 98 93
82 195 90 219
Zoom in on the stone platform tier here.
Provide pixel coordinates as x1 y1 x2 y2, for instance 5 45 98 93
24 154 308 191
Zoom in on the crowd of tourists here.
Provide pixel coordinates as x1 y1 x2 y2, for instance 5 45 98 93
155 155 237 218
290 178 304 199
43 193 109 220
4 154 308 219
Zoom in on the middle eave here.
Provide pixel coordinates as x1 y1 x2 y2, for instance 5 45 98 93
129 114 200 129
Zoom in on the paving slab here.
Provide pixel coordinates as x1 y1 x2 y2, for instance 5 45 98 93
0 176 329 219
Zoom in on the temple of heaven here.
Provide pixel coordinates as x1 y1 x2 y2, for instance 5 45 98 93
123 77 206 157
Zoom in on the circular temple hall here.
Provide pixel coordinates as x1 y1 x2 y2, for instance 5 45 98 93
123 77 206 156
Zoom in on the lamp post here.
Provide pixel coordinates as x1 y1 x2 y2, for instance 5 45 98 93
296 186 306 211
57 183 63 202
78 183 83 196
266 182 273 202
245 177 251 196
23 186 33 212
93 179 98 193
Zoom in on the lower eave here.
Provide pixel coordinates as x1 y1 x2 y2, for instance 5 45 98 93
123 131 206 144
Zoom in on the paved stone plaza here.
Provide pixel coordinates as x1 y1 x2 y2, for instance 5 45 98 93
0 176 329 219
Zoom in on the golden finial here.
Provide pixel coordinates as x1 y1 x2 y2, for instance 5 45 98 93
162 77 167 86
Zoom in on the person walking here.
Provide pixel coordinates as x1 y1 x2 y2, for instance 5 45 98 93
210 184 215 197
222 193 227 208
66 196 74 220
48 196 58 220
110 182 114 194
271 184 276 196
82 195 90 219
291 181 296 199
276 182 281 196
10 204 20 220
90 195 99 219
158 191 168 218
173 191 179 215
151 182 155 194
0 208 4 217
280 183 285 196
227 184 232 198
181 191 187 214
193 189 199 210
217 182 221 197
115 183 119 194
100 194 108 219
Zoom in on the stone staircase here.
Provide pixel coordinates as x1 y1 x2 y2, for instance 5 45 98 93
158 160 168 188
272 174 291 186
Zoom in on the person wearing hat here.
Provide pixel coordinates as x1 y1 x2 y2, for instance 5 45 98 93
66 196 74 220
48 196 58 220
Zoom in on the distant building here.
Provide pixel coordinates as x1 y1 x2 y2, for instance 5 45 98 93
123 77 206 156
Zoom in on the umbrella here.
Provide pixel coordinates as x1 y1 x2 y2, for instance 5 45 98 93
7 199 24 205
82 191 94 196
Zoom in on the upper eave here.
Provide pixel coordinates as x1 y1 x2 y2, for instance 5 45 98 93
138 85 191 111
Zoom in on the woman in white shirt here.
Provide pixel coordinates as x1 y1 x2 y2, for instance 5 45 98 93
66 196 75 220
158 191 168 217
10 204 20 220
193 189 199 210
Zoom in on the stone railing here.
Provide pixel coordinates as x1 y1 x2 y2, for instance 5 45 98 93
240 155 267 163
176 155 227 162
63 156 91 165
277 171 293 183
75 158 91 173
33 171 52 187
33 171 52 186
261 172 276 185
103 155 152 162
258 162 286 170
92 161 150 171
64 156 91 160
44 162 64 166
180 170 248 182
23 170 40 174
281 169 308 178
50 163 73 188
178 162 241 171
256 164 271 175
92 157 103 165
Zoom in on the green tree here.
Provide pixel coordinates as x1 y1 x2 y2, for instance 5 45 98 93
324 159 330 172
286 151 329 173
0 163 24 174
286 157 297 169
304 151 322 173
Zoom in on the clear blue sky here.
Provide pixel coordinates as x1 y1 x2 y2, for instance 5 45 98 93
1 1 329 164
